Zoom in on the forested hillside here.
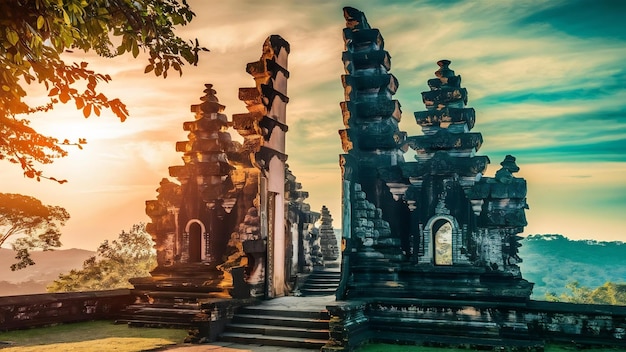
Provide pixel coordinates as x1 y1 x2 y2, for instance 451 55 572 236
0 248 93 296
518 234 626 299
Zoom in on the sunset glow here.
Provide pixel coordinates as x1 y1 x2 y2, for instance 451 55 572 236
2 0 625 250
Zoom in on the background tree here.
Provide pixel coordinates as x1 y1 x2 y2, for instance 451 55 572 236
47 223 156 292
0 193 69 270
0 0 207 182
546 281 626 305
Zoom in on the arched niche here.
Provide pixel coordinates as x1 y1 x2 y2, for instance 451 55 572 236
422 215 461 265
433 219 453 265
183 219 209 263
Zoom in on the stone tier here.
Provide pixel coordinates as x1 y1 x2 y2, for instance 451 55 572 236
169 161 232 178
414 107 476 131
422 87 468 109
339 118 406 152
340 99 401 125
398 153 489 178
341 74 398 102
131 263 228 293
406 130 483 154
342 50 391 74
182 116 228 132
232 111 263 136
190 100 225 116
342 28 384 52
175 133 233 153
344 264 533 301
472 178 529 228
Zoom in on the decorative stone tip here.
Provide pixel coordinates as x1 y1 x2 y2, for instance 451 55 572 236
435 59 455 78
343 7 371 30
200 83 219 103
500 154 520 173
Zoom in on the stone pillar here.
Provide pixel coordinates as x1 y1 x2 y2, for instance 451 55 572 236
233 35 290 298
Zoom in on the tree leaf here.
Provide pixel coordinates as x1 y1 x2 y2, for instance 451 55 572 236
82 103 91 118
37 15 45 29
6 29 19 46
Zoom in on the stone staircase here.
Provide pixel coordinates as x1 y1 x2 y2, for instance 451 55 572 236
300 268 341 296
220 300 331 349
115 291 209 329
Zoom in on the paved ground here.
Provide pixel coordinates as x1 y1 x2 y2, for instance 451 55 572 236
163 342 318 352
163 295 337 352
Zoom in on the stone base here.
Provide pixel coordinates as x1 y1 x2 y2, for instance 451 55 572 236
344 263 533 302
131 263 231 294
324 299 626 351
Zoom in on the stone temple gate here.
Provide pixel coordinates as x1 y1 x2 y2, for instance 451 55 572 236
120 6 626 351
133 35 338 305
336 7 532 302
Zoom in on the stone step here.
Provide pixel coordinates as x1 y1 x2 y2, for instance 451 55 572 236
124 302 200 310
124 319 194 329
227 323 329 340
239 306 329 319
303 282 339 289
220 332 327 349
310 271 341 278
303 285 339 291
232 314 330 329
301 288 337 296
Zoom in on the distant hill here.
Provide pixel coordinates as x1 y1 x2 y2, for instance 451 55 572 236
0 248 94 296
1 234 623 299
518 234 626 300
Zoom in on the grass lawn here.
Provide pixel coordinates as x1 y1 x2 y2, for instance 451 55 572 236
358 343 623 352
0 320 188 352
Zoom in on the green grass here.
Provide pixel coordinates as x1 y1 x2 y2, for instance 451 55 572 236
358 343 622 352
0 320 188 352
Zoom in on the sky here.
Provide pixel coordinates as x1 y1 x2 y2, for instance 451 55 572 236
2 0 626 251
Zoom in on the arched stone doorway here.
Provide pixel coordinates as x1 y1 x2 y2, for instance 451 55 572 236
184 219 208 263
422 215 461 265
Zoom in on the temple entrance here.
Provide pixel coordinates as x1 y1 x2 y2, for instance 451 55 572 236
184 219 207 263
433 219 452 265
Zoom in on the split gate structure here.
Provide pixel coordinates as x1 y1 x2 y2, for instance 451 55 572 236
324 7 626 351
123 7 626 350
125 35 336 339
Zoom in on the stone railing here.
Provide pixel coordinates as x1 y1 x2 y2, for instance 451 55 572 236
0 289 133 331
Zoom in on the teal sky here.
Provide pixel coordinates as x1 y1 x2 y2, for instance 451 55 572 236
2 0 625 249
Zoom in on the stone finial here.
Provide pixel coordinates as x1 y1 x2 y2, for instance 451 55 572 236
193 83 225 116
343 7 370 30
500 154 520 173
435 60 455 79
495 155 520 184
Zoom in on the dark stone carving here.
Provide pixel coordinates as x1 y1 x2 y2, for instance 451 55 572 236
334 7 532 304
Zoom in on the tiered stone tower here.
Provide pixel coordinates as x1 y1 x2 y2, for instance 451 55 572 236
140 84 238 294
319 205 339 262
337 6 408 299
285 165 320 279
336 7 532 301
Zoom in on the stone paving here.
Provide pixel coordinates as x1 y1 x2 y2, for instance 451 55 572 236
164 295 337 352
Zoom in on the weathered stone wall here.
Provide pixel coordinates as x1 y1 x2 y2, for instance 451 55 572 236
323 299 626 351
0 290 133 331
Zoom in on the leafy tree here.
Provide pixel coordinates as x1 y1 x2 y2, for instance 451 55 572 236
0 0 208 182
47 223 156 292
546 281 626 305
0 192 69 270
